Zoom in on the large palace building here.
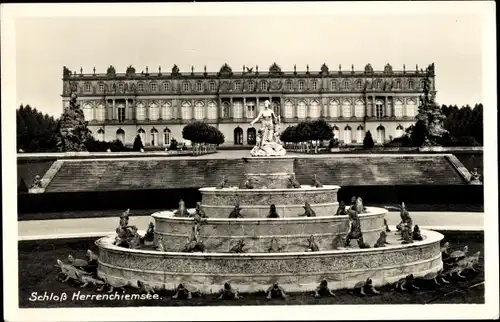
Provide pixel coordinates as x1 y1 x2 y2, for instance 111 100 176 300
61 62 436 146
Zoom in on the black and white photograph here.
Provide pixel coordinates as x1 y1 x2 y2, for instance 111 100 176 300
2 2 498 321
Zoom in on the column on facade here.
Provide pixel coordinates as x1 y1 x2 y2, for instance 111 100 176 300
92 102 97 121
403 97 407 117
112 99 116 120
125 99 129 120
279 96 283 119
218 98 223 118
204 98 208 119
372 95 377 117
243 97 247 119
365 94 370 118
391 96 395 117
384 96 389 118
230 97 233 118
256 97 260 114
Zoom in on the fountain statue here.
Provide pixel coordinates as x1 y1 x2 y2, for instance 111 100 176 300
249 100 286 157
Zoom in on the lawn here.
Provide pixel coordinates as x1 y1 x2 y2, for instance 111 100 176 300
18 232 484 308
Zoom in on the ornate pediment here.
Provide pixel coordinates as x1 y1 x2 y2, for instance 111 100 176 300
219 63 233 77
106 65 116 77
384 63 393 74
320 63 329 75
171 64 180 76
126 65 135 76
269 80 283 91
269 62 282 76
220 81 231 91
364 64 374 74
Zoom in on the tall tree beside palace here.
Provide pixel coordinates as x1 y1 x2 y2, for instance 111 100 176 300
56 88 93 152
17 104 59 152
413 64 448 146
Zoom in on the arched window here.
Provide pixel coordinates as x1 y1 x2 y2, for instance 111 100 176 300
138 83 144 92
286 81 293 91
150 128 158 146
394 99 404 118
311 81 318 90
330 80 338 90
406 98 417 117
82 103 93 121
297 101 307 118
342 100 352 118
356 125 365 143
137 128 146 145
247 127 256 145
284 100 293 118
163 82 170 92
329 100 339 118
333 126 340 141
246 101 256 118
376 125 386 144
97 128 105 142
354 99 364 118
194 101 204 120
196 82 203 92
356 80 363 90
298 81 305 90
375 99 384 119
343 80 350 89
260 81 267 91
98 83 105 92
247 81 254 91
408 80 414 89
395 80 402 89
344 125 352 144
149 103 159 121
234 82 241 91
136 103 146 121
163 128 171 146
309 100 320 118
117 103 126 122
207 101 217 119
161 102 172 120
183 82 190 92
150 82 157 92
234 127 243 145
84 82 91 92
96 103 105 121
233 100 243 119
396 125 404 138
116 129 125 143
209 82 216 91
181 101 192 120
376 80 381 89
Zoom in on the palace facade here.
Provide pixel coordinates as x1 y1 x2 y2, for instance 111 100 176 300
61 62 436 146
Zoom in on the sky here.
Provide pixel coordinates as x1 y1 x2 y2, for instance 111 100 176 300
14 6 487 117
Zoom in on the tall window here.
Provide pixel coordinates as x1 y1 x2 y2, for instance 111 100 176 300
138 83 144 92
181 101 192 119
286 81 292 91
150 128 158 146
329 100 339 118
196 82 203 92
284 100 293 118
375 100 384 119
84 83 91 92
149 103 159 121
260 81 267 91
342 101 352 118
330 80 337 90
343 80 350 89
394 99 404 118
406 99 417 117
207 101 217 119
163 82 170 92
163 128 171 146
309 100 320 118
138 129 146 145
247 82 254 91
136 103 146 121
234 82 241 91
233 101 243 119
209 82 216 91
183 82 190 92
333 126 340 141
234 127 243 145
298 81 305 90
356 125 365 143
97 128 104 142
161 102 172 120
151 83 157 92
83 103 93 121
376 80 381 89
396 80 402 89
344 126 352 144
377 125 386 144
96 103 105 121
311 81 317 90
117 104 126 122
116 129 125 143
247 128 256 145
408 80 414 89
356 80 363 90
98 83 104 92
246 102 256 119
194 101 204 120
118 83 124 93
396 125 404 138
354 100 364 118
297 101 307 118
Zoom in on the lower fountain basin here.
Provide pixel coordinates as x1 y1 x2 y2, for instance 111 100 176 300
152 207 387 252
199 185 341 218
95 228 444 294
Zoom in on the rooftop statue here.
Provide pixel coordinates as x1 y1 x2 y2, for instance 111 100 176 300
249 100 286 157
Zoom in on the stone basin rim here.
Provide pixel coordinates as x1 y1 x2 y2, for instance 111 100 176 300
152 206 387 222
199 185 342 192
95 228 444 258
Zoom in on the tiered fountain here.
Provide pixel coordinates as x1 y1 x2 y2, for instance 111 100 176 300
95 105 444 294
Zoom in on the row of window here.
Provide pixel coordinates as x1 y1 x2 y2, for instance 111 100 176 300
101 128 172 147
83 79 427 93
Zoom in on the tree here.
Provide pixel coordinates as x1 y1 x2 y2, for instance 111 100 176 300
132 135 144 151
16 104 60 152
363 131 375 149
182 122 224 153
410 120 427 147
